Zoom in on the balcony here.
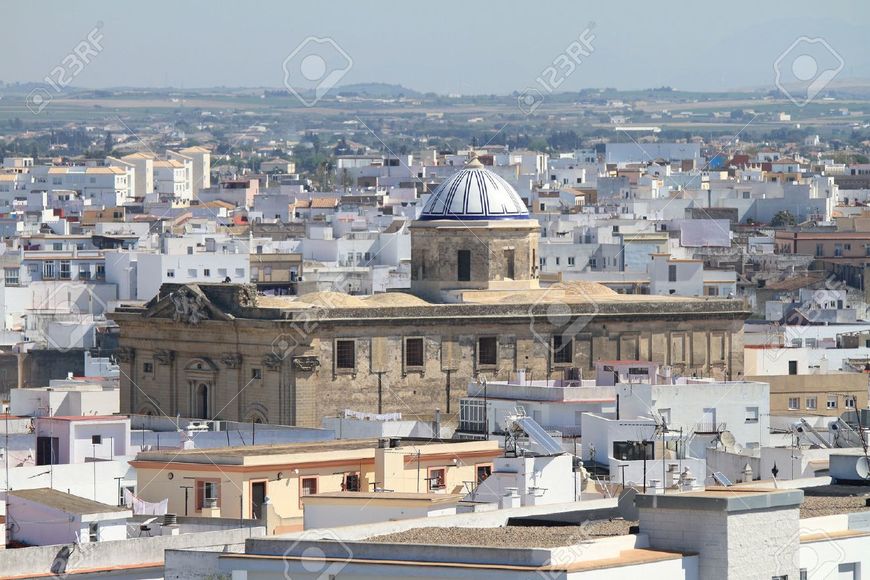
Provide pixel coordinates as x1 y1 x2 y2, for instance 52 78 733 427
694 422 726 434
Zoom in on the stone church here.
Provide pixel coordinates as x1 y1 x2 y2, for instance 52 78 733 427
111 157 750 427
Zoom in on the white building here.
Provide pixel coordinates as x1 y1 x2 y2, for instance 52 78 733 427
31 165 133 206
458 378 615 438
7 488 131 546
153 159 192 202
105 250 249 301
178 146 211 195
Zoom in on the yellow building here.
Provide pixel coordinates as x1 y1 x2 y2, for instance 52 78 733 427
130 438 500 530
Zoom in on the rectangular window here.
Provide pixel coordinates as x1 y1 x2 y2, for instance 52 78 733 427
806 397 817 410
612 440 654 461
143 362 153 373
4 268 18 286
59 261 71 280
477 336 497 366
788 360 798 375
43 261 56 279
428 467 446 490
299 477 317 508
552 334 573 364
476 464 492 484
203 268 211 277
827 396 838 409
405 337 424 368
788 397 800 410
335 339 356 370
668 264 677 282
188 268 197 277
251 368 262 379
343 473 361 492
845 397 856 409
816 244 824 257
166 269 175 278
457 250 471 282
195 479 221 510
88 522 99 542
568 256 575 266
745 406 759 423
504 249 515 279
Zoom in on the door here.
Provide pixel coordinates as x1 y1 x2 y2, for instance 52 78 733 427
196 383 209 419
36 436 59 465
250 481 267 519
701 408 716 431
504 249 515 279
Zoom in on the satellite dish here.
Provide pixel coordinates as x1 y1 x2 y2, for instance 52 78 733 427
720 431 737 450
618 487 639 521
856 456 870 480
830 422 840 432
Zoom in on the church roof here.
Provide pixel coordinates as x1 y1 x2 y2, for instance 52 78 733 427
419 158 529 221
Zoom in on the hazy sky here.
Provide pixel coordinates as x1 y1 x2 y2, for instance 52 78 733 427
2 0 868 94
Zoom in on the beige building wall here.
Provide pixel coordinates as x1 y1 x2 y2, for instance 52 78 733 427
131 441 499 521
746 373 868 415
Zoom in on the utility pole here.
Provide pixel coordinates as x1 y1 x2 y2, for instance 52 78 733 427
641 441 648 493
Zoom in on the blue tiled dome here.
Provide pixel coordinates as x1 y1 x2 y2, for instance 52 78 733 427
419 158 529 221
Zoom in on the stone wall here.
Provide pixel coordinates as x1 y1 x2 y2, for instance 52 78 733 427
0 349 90 399
114 298 747 428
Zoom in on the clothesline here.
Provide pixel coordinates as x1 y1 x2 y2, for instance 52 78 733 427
124 489 168 516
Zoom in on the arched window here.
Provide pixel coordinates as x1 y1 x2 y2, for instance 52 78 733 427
196 383 209 419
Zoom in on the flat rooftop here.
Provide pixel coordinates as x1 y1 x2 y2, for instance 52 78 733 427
306 492 463 504
795 483 870 515
368 521 634 548
9 488 128 516
134 438 498 465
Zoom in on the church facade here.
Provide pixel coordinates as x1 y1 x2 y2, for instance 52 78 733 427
111 158 750 427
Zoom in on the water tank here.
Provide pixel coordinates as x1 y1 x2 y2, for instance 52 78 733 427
830 454 870 482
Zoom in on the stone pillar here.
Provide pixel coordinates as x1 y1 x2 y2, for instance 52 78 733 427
16 351 26 389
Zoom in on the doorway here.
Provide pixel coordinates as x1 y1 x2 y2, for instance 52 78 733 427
195 383 209 419
250 481 267 519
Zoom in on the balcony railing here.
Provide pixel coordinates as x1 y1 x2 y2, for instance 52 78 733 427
694 422 727 434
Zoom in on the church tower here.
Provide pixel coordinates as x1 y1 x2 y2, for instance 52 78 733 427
410 155 540 302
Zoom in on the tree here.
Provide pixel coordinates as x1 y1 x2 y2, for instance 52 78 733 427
104 131 114 155
770 210 796 227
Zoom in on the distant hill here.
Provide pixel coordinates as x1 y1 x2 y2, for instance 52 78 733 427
334 83 422 98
